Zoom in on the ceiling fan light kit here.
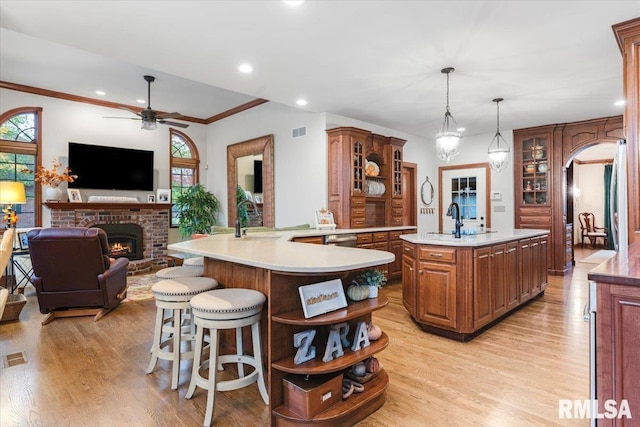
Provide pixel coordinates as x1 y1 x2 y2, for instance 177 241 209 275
104 75 188 130
488 97 510 172
435 67 462 163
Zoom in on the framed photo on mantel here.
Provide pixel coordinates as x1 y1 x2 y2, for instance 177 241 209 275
156 189 170 203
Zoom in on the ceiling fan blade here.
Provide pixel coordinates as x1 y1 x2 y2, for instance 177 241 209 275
158 120 189 128
156 112 182 119
103 116 141 120
118 106 143 116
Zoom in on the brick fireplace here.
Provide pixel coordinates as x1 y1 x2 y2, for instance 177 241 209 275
46 202 171 274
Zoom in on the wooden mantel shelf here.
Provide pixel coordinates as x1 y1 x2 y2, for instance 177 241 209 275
44 202 171 210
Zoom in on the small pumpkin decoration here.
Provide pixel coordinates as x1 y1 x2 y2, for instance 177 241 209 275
347 283 370 301
365 357 380 373
367 323 382 341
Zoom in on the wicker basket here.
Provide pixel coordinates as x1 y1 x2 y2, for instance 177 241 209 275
1 293 27 322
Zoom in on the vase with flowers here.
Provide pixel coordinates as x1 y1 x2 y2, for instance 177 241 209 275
354 268 387 298
24 159 77 202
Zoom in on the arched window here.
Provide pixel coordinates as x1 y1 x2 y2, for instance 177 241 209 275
170 129 200 227
0 107 42 227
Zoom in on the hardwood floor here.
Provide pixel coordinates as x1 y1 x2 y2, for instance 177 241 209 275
0 248 599 426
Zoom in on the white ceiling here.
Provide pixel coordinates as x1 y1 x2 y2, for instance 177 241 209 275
0 1 637 138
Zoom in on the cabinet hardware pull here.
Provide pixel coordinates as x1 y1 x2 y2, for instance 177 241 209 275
430 253 443 257
418 270 423 274
409 267 414 272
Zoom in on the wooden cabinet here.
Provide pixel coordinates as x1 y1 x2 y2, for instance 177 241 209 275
613 17 640 245
401 242 416 316
292 236 324 245
387 230 405 280
415 247 457 330
327 127 406 229
402 233 548 340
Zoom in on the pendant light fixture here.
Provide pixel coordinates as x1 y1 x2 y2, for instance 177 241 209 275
436 67 462 162
488 97 510 172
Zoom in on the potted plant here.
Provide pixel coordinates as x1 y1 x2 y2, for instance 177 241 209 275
355 268 387 298
174 184 220 238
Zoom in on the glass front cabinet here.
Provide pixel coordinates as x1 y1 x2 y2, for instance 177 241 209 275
520 136 549 205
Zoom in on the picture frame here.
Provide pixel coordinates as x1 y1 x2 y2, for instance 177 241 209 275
147 194 156 203
156 189 170 203
18 232 29 250
254 195 262 203
298 279 348 319
67 188 82 203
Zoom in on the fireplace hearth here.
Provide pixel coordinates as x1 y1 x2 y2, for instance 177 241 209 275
92 223 144 261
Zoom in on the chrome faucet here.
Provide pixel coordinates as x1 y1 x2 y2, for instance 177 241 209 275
446 202 463 238
235 198 260 238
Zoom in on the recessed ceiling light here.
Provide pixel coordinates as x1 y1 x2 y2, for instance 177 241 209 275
615 99 626 106
296 99 308 106
95 90 106 96
137 99 146 104
456 127 465 132
239 63 254 74
283 0 305 5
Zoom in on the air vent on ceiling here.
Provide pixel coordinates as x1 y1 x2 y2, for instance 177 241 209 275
292 126 306 139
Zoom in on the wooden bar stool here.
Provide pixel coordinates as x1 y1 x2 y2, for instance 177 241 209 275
146 276 218 390
183 256 204 267
186 288 269 426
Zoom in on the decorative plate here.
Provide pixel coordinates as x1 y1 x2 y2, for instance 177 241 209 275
365 161 380 177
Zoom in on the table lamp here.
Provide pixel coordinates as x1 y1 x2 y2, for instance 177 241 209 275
0 181 27 228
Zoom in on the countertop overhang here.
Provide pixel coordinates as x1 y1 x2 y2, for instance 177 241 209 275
168 228 399 273
588 243 640 287
400 229 550 247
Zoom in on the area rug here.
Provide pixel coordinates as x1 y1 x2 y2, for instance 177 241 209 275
123 273 156 302
578 250 617 265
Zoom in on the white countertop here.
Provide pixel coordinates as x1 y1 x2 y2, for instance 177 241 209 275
167 230 397 273
400 229 549 247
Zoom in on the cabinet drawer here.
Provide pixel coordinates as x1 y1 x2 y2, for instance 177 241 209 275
373 232 388 242
390 217 403 226
389 230 403 240
418 247 456 263
392 208 403 217
391 198 403 208
519 206 551 217
402 242 415 258
351 197 366 208
351 218 366 228
357 233 373 244
351 207 365 218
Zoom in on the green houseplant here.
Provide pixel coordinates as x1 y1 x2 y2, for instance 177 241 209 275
174 184 220 238
356 269 387 298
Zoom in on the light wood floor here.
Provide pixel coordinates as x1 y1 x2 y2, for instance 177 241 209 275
0 248 599 426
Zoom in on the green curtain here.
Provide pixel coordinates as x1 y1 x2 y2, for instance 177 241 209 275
603 164 614 249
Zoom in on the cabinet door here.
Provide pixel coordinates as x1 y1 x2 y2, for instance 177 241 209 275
596 283 640 423
491 244 508 318
416 261 457 329
519 239 532 301
538 237 548 291
401 255 416 316
530 238 541 296
474 247 493 329
505 242 519 310
389 238 403 279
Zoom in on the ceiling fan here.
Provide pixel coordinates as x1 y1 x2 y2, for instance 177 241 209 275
104 75 189 129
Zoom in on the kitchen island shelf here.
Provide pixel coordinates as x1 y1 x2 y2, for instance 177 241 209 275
272 294 388 325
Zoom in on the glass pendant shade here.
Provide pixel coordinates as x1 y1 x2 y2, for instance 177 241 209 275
436 68 462 162
141 120 157 130
488 98 510 172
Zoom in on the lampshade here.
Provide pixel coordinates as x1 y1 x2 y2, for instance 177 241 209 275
436 67 462 162
141 120 157 130
487 98 510 172
0 181 26 204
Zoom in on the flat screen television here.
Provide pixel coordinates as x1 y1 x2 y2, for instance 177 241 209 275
254 160 263 194
68 142 154 191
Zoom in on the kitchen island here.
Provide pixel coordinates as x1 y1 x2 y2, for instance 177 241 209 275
168 232 395 426
587 243 640 424
400 229 549 341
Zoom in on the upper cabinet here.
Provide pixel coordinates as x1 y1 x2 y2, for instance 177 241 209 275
327 127 406 228
613 17 640 245
519 134 550 206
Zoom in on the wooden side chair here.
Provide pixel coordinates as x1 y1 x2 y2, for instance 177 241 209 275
578 212 609 248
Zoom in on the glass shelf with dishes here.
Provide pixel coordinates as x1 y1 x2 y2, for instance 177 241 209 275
520 136 549 205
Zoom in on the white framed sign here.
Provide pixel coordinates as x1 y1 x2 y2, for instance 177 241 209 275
298 279 347 319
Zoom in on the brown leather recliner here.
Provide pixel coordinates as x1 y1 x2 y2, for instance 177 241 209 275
28 227 130 324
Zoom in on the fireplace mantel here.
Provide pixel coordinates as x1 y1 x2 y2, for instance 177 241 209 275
45 202 171 210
